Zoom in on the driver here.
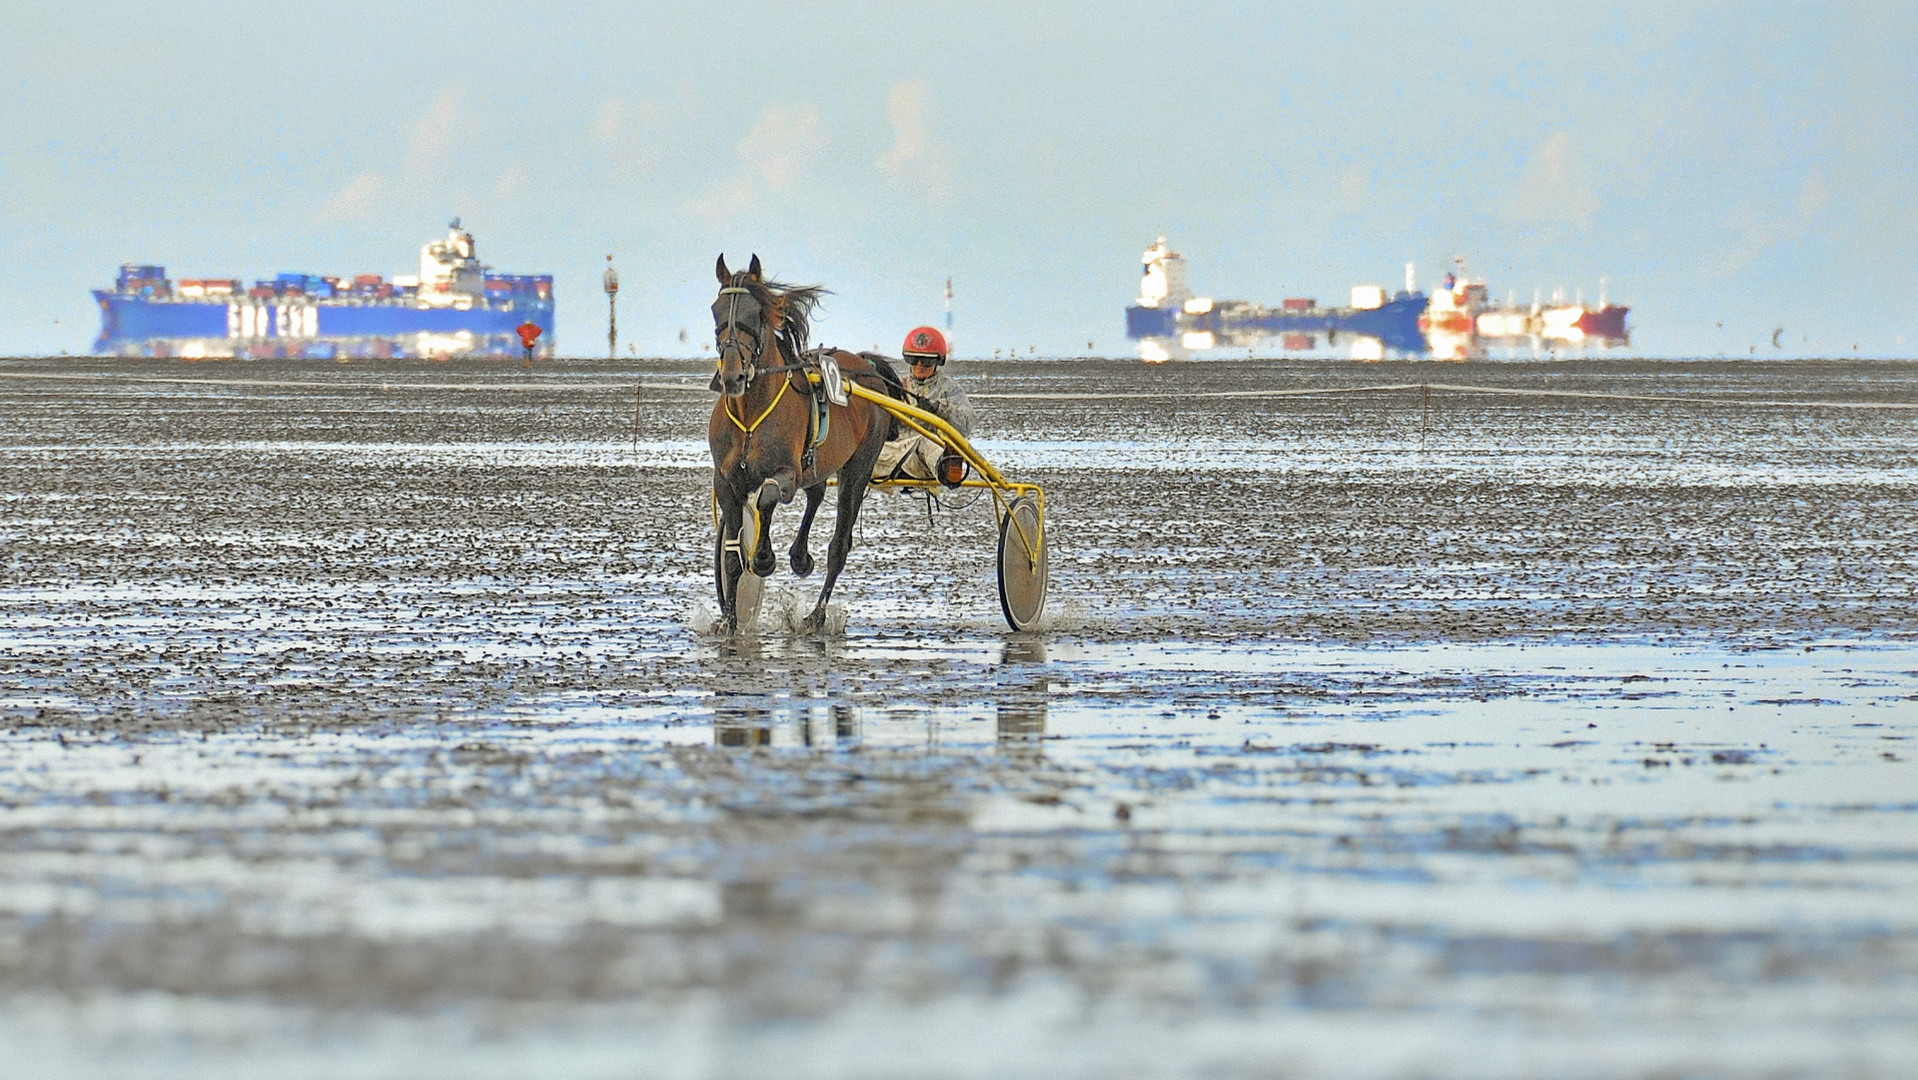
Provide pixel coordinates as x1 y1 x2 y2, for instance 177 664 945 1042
875 325 974 481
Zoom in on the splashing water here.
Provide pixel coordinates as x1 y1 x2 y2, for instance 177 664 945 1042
685 600 723 636
762 584 849 635
681 587 849 637
1025 594 1088 633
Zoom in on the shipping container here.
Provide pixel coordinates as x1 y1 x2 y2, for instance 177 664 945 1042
117 265 167 291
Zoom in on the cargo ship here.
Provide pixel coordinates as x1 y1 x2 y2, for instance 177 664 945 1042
93 220 555 359
1123 238 1629 361
1124 236 1428 361
1422 261 1630 360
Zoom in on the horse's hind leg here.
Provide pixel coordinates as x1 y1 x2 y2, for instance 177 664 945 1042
802 471 872 634
787 483 825 578
749 478 782 577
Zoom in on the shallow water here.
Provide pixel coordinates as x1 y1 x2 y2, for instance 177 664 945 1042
2 357 1916 1078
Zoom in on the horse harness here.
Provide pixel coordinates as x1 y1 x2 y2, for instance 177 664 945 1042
717 348 847 476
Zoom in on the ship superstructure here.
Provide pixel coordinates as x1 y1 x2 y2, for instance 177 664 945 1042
93 220 555 359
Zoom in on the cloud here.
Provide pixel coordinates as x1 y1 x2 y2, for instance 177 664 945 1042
318 86 475 221
1337 163 1371 208
320 171 391 222
590 95 674 175
402 86 471 178
1798 168 1830 219
874 79 954 204
689 102 827 220
740 103 825 192
1505 131 1602 227
493 162 530 202
1710 169 1829 276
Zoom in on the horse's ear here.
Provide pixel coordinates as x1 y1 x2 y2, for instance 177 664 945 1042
715 254 730 284
747 254 762 280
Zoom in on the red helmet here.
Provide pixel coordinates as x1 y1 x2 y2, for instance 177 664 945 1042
902 325 948 366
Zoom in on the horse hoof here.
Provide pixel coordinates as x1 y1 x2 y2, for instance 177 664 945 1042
800 610 827 634
751 551 777 577
789 550 814 578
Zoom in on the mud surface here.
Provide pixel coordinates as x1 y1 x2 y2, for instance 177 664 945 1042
3 357 1916 1078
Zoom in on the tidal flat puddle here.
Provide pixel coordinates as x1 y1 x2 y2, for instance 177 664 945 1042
3 638 1916 1078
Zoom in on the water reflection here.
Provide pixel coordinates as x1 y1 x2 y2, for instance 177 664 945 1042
1000 638 1047 665
713 635 765 664
996 633 1052 759
713 697 774 748
995 700 1047 762
720 880 796 923
711 692 860 748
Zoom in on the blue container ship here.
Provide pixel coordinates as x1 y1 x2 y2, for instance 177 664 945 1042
1125 236 1428 361
93 220 554 359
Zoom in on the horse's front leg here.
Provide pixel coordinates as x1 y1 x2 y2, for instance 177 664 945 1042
802 470 872 634
749 477 790 578
715 489 748 629
787 483 826 578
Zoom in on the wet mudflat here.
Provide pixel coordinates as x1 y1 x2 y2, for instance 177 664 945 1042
2 356 1916 1078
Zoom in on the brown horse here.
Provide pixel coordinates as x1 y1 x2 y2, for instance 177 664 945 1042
708 254 900 633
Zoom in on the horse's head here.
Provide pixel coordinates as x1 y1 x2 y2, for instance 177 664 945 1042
713 254 773 398
711 255 830 398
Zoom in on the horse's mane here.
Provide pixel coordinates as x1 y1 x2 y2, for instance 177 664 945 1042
742 277 829 360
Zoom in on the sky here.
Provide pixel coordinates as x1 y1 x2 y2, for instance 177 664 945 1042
4 1 1915 359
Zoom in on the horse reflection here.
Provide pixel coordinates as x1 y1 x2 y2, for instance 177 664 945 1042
795 701 860 747
713 697 774 748
712 695 860 748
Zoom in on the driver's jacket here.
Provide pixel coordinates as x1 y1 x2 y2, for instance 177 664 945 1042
904 368 975 438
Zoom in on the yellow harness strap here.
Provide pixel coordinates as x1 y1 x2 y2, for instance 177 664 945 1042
725 373 791 434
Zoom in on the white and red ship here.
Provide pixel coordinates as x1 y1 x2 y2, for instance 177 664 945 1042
1418 259 1631 361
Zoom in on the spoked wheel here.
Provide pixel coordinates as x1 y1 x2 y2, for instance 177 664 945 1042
996 494 1049 631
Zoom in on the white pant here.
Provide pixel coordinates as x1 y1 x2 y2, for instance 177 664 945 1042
873 434 941 481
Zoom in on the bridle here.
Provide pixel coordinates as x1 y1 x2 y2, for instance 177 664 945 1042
713 282 812 434
714 285 768 387
715 282 808 393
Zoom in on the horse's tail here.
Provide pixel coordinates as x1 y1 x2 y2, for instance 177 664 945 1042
857 352 909 441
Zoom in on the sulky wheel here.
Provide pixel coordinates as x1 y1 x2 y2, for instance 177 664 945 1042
996 494 1049 631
